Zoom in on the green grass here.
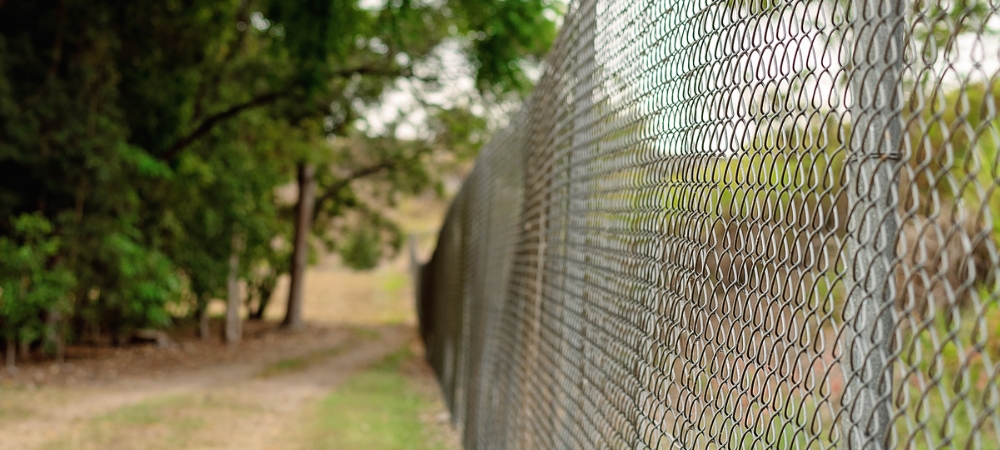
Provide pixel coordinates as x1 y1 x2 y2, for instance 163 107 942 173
380 272 409 294
300 348 448 450
257 327 380 378
377 272 414 324
257 345 350 378
895 293 1000 449
0 385 38 424
259 356 314 377
41 393 254 450
721 295 1000 450
351 326 382 340
0 384 83 426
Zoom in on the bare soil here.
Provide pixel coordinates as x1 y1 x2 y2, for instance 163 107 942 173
0 261 457 450
0 196 455 450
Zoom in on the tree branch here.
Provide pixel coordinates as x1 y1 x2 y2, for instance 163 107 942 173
334 161 398 189
312 160 397 221
312 147 430 222
332 65 397 79
161 64 424 161
332 64 434 83
161 91 287 161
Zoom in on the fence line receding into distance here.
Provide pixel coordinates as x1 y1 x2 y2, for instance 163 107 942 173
416 0 1000 448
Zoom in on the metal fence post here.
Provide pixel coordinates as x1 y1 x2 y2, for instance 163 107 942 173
843 0 904 447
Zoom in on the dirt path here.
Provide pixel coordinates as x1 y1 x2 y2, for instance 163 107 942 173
0 225 456 450
0 324 414 450
198 325 411 450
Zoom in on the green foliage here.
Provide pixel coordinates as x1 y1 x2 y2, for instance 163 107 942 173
91 233 180 332
0 214 75 346
338 227 386 271
911 0 995 52
451 0 560 93
907 80 1000 224
430 106 491 162
0 0 556 347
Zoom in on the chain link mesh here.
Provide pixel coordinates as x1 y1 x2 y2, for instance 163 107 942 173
417 0 1000 448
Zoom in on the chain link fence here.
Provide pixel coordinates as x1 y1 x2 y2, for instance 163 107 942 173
416 0 1000 448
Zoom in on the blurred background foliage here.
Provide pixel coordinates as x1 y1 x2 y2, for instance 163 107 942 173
0 0 558 364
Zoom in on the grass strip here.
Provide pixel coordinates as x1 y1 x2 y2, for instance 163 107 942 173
301 348 445 450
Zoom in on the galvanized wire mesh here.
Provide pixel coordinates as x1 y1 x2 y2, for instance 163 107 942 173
417 0 1000 448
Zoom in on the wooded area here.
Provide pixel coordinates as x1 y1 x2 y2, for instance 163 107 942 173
0 0 558 369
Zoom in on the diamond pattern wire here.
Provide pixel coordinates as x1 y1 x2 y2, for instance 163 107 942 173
416 0 1000 448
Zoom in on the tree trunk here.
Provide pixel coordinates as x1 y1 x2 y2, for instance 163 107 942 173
5 338 15 372
199 300 211 341
45 309 65 364
248 273 278 321
283 162 316 331
225 233 244 344
18 338 30 361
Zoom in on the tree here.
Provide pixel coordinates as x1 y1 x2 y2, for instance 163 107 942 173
0 0 558 348
0 214 74 369
0 0 293 345
268 0 560 329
